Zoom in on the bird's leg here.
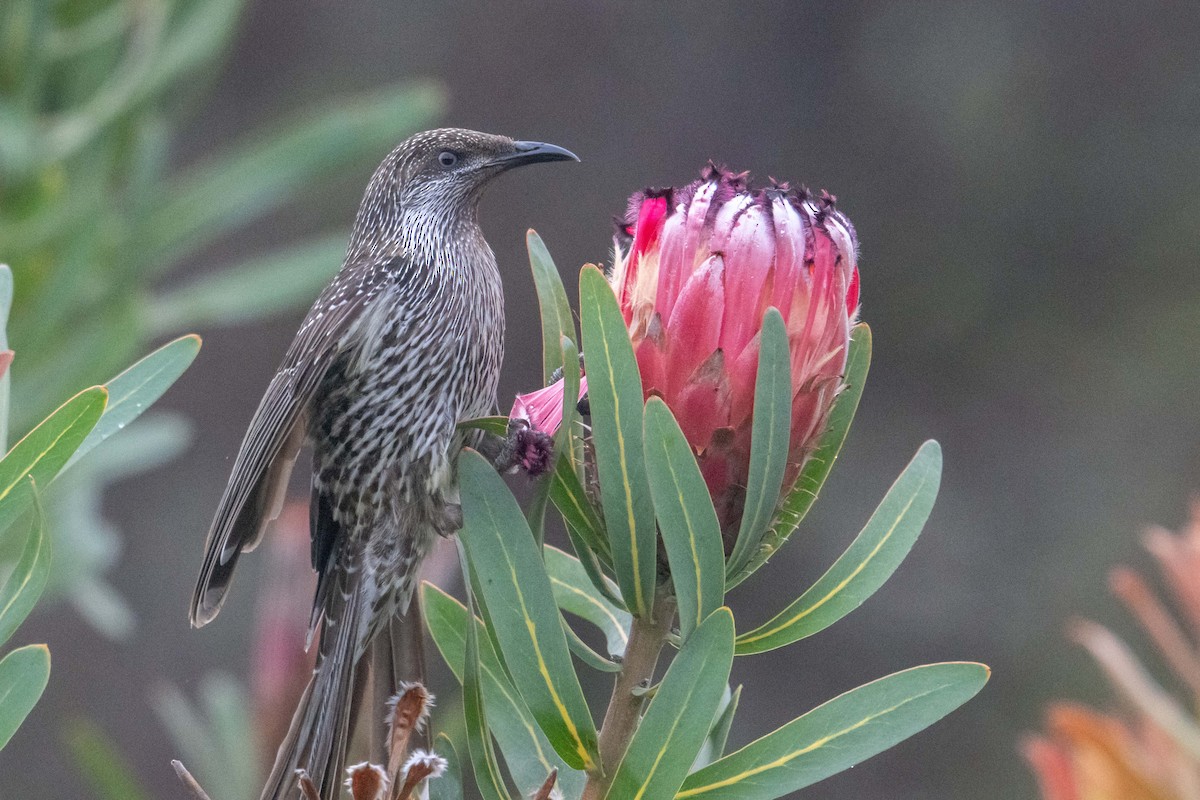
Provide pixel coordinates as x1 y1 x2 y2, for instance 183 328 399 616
432 503 462 536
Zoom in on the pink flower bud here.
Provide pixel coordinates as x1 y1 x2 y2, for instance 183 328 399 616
612 165 860 533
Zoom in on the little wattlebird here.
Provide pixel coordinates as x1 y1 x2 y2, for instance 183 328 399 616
189 128 577 800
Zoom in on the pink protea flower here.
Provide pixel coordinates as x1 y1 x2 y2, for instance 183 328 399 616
611 165 860 532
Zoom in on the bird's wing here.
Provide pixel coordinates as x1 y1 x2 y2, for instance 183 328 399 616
190 260 393 627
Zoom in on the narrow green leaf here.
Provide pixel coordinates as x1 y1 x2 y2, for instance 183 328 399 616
579 265 656 618
528 231 577 384
527 337 582 544
0 386 107 535
562 521 623 611
462 567 514 800
550 454 611 564
145 235 346 334
643 398 724 640
66 335 200 470
695 685 742 770
146 82 445 268
545 545 630 658
0 479 48 647
678 662 989 800
457 452 599 771
0 643 50 749
727 309 791 578
64 719 153 800
603 609 735 800
458 416 509 437
0 264 11 452
561 618 621 673
728 324 872 588
431 733 465 800
422 584 583 800
735 441 942 655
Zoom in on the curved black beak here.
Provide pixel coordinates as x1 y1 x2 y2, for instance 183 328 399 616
492 140 580 168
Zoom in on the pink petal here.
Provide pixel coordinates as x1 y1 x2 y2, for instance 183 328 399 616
651 208 692 324
618 195 669 322
682 179 720 268
663 254 725 399
634 315 669 395
717 203 775 362
509 376 589 435
769 195 806 322
672 350 731 449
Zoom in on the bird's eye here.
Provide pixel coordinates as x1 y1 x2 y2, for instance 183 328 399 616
437 151 459 168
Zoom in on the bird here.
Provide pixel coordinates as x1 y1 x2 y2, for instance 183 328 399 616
189 128 578 800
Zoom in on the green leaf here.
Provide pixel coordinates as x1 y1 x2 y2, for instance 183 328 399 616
727 309 792 578
729 324 872 588
146 81 445 268
561 618 621 673
642 398 724 640
735 441 942 655
462 567 514 800
458 416 509 437
0 479 48 647
0 386 107 536
0 264 11 452
66 335 200 470
678 662 989 800
528 337 582 544
528 231 577 384
579 265 656 618
431 733 465 800
544 545 630 658
0 643 50 749
693 685 742 771
562 521 623 613
457 452 599 772
64 719 153 800
145 235 346 334
422 584 583 800
603 609 735 800
152 674 259 800
550 453 611 564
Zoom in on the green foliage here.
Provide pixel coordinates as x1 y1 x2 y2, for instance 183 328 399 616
643 398 724 641
64 719 153 800
603 609 734 800
0 484 50 648
0 643 50 750
579 265 656 619
735 440 943 655
152 674 261 800
729 323 873 588
423 582 582 799
456 451 599 772
0 313 199 757
433 236 987 799
726 308 792 579
677 663 990 799
0 0 443 635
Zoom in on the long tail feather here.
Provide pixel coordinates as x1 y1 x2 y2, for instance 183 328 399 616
260 589 363 800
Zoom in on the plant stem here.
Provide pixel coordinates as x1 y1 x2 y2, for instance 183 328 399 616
582 591 676 800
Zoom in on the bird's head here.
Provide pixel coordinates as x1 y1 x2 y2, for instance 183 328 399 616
350 128 577 260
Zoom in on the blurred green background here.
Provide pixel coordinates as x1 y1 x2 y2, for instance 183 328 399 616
2 1 1198 797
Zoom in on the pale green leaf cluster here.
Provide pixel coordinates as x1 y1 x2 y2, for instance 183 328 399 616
0 332 200 756
0 0 443 637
